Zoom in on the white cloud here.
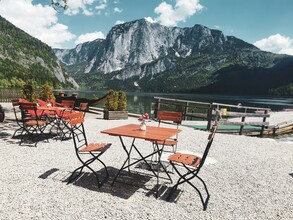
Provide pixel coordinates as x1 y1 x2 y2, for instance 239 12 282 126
113 7 123 13
154 0 203 26
0 0 75 48
75 31 105 45
64 0 108 16
254 34 293 55
144 17 156 24
95 3 107 10
115 20 125 25
65 0 95 16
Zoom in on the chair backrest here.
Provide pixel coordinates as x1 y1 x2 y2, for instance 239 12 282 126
198 124 218 170
11 99 22 122
61 100 75 108
19 102 37 111
68 112 85 126
68 112 88 152
19 102 39 120
157 111 182 125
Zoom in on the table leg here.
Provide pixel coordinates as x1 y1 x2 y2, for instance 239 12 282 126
153 141 173 198
111 136 132 186
112 137 159 186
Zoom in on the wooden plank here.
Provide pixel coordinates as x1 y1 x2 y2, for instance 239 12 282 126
218 121 269 126
185 113 208 119
154 96 211 106
224 112 270 118
212 102 270 110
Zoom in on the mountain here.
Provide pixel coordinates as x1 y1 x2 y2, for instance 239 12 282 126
54 18 293 95
0 15 78 89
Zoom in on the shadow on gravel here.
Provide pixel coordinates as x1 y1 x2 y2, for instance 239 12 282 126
39 166 155 199
145 184 182 202
39 168 60 179
289 173 293 178
0 118 15 142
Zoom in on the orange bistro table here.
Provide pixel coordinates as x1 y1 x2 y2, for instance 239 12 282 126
101 123 182 197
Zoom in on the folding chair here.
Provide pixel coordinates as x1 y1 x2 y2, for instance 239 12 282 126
61 100 75 109
60 102 88 140
155 111 182 153
50 100 75 140
167 124 218 210
151 111 182 165
76 102 88 117
67 112 111 187
18 102 49 146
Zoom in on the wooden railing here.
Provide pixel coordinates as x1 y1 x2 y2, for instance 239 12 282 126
0 90 21 102
152 96 271 136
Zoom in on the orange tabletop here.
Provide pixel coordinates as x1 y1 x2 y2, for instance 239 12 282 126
101 123 181 142
37 106 67 111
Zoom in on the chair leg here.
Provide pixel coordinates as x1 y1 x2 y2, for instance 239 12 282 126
68 152 108 188
67 165 85 184
167 163 210 210
12 127 23 138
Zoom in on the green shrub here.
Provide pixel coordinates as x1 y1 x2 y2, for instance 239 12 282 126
104 89 127 111
38 83 55 101
117 90 127 111
20 82 35 102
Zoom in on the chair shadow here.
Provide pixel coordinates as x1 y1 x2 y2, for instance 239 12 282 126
289 173 293 178
145 184 182 202
38 167 155 200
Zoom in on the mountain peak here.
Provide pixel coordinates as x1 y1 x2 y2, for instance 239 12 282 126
54 18 278 93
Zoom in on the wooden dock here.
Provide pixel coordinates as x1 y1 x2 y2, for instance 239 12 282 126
152 97 293 137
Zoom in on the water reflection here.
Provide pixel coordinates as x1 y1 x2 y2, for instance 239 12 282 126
53 90 293 114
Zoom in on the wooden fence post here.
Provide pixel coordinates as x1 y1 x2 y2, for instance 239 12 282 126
260 110 268 136
239 108 247 135
154 98 160 118
184 101 189 120
206 103 213 130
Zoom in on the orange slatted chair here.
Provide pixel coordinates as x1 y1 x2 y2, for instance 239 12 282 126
60 102 89 140
166 124 218 210
50 100 75 140
19 102 49 146
155 111 182 152
151 111 182 165
67 112 111 187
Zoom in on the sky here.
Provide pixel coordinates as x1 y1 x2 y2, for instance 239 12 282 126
0 0 293 55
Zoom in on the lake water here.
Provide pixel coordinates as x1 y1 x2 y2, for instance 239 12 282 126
55 90 293 114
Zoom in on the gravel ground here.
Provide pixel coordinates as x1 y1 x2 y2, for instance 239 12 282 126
0 103 293 219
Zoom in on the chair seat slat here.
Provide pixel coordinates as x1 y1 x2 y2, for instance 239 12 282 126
79 143 111 153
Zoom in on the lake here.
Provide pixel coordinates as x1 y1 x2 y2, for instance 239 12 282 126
54 90 293 114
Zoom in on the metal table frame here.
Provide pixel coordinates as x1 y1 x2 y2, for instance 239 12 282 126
101 124 181 197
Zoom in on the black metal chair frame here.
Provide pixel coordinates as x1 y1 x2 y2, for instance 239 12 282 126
67 112 111 188
11 100 25 138
60 102 88 141
19 102 49 147
167 124 218 210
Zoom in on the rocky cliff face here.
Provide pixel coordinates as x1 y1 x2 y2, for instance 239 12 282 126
56 19 257 77
54 18 293 95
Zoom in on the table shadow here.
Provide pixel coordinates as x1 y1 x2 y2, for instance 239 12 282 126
39 166 154 200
